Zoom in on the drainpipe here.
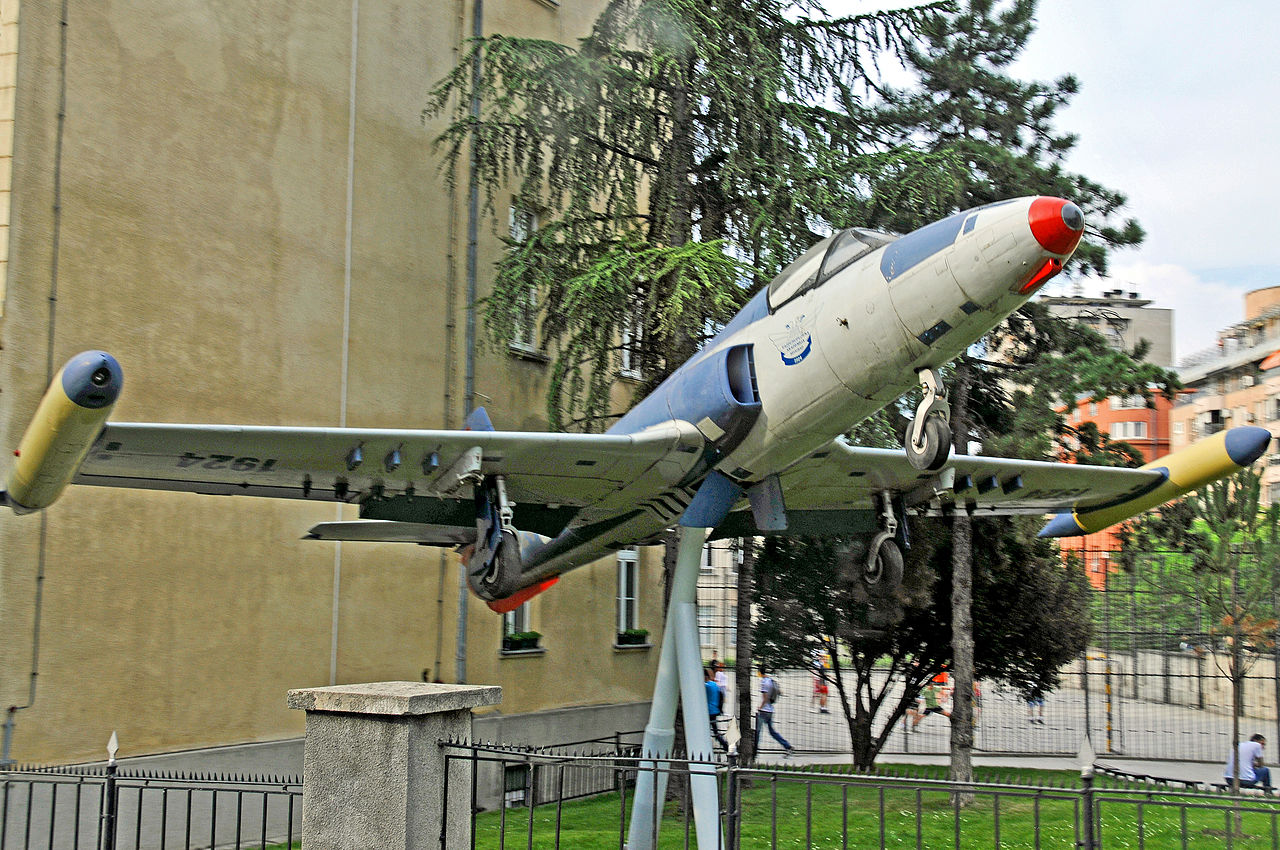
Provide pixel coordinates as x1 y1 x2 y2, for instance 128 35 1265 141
7 0 73 766
455 0 484 685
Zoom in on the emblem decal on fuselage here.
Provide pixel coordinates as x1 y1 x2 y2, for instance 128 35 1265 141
770 313 816 366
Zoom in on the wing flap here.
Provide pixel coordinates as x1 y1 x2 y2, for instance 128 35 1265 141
305 520 474 546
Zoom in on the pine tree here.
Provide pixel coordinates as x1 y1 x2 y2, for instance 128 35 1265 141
427 0 960 430
870 0 1153 792
874 0 1142 272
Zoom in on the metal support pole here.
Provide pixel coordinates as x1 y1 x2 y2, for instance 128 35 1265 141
1080 772 1096 850
1 707 15 767
1081 652 1092 744
102 760 118 850
628 526 716 850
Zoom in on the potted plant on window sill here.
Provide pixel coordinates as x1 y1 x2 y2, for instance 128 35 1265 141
502 631 542 652
616 628 649 646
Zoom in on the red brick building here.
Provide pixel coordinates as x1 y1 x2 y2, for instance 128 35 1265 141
1056 391 1175 588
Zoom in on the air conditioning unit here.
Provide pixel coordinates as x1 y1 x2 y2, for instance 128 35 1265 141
1243 375 1256 387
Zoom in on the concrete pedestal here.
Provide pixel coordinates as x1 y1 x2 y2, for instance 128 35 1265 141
288 681 501 850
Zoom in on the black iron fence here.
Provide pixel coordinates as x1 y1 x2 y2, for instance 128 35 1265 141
0 764 301 850
444 741 1280 849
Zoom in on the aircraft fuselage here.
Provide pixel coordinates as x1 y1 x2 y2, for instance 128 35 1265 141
510 197 1084 587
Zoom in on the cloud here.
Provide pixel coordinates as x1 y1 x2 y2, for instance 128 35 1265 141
1102 261 1254 364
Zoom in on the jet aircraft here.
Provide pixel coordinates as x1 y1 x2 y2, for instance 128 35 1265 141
3 196 1270 612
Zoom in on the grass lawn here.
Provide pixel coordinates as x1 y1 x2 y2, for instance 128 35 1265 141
472 764 1280 849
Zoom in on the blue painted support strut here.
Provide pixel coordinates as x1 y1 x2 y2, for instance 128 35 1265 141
627 525 721 850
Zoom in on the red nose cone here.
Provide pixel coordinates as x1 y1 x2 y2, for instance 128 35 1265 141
1028 197 1084 256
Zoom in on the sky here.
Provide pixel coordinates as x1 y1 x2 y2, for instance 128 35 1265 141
836 0 1280 363
1010 1 1280 363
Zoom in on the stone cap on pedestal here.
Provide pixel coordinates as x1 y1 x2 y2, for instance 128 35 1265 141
288 681 502 716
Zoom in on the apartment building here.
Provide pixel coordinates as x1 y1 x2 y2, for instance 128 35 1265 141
1172 286 1280 502
1041 288 1176 587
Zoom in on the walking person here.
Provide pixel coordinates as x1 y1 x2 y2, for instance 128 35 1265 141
754 665 793 758
704 666 729 752
1025 692 1046 725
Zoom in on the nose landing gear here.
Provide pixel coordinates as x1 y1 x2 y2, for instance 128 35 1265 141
905 367 952 471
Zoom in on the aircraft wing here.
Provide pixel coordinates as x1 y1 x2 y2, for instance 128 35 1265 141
779 438 1159 516
713 427 1272 539
69 422 697 504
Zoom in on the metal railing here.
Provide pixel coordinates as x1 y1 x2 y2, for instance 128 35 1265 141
0 764 301 850
443 742 1280 849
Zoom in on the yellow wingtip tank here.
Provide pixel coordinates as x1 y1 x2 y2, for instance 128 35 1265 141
1038 426 1274 538
4 351 123 514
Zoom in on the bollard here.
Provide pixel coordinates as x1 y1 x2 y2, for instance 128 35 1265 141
288 681 500 850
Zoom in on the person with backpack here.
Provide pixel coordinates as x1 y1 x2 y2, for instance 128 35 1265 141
703 666 729 752
755 665 793 758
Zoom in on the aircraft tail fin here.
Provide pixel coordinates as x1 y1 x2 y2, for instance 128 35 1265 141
464 407 495 432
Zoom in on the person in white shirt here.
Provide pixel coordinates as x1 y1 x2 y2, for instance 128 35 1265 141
1225 734 1271 789
755 665 793 758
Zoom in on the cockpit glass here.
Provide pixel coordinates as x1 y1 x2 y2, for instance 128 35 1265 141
766 235 833 311
818 229 894 282
766 228 897 312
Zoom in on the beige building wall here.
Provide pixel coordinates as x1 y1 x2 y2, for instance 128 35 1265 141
0 0 666 765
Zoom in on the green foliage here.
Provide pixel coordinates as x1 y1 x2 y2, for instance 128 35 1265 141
427 0 964 428
1121 468 1280 661
875 0 1143 274
968 301 1180 463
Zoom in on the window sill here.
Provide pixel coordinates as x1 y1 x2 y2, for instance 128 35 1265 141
500 647 546 657
612 643 652 652
508 343 549 363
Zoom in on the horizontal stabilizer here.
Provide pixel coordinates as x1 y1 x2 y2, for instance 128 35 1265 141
305 520 475 546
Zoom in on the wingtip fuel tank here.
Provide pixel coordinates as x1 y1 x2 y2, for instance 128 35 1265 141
1038 425 1273 538
4 351 123 514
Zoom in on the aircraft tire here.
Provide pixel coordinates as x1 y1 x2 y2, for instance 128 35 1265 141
469 530 524 601
905 414 952 471
862 532 904 596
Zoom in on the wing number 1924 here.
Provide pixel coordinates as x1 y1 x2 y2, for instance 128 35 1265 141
177 453 278 472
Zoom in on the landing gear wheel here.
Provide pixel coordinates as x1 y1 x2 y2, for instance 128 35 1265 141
905 414 952 471
469 530 523 601
862 531 904 596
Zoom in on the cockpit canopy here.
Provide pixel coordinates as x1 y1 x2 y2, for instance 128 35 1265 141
767 228 897 312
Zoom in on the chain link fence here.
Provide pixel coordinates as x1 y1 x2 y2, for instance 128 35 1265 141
697 547 1280 763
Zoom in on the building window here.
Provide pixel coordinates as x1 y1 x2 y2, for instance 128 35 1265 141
617 549 639 633
1110 421 1148 440
620 308 643 380
508 207 539 353
503 602 531 638
701 543 715 572
1089 402 1098 416
1172 421 1184 435
1111 394 1146 410
698 605 715 647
